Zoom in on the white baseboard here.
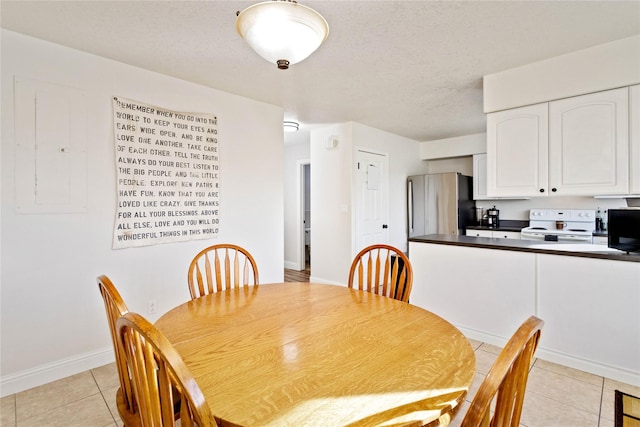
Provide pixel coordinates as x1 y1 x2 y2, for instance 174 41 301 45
458 325 640 387
456 325 510 349
1 347 115 397
534 347 640 387
283 260 299 270
308 276 345 286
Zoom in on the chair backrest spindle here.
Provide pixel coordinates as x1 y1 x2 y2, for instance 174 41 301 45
348 244 413 302
188 244 259 300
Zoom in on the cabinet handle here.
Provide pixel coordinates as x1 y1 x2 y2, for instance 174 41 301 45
551 188 557 192
539 188 545 193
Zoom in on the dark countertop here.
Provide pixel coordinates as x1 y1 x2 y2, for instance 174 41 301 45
409 234 640 263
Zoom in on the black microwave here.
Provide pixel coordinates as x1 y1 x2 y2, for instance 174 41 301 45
608 209 640 253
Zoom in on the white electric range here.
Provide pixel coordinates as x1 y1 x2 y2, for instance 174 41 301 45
520 209 596 242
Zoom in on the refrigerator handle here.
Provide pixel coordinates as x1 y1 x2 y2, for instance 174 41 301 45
408 179 414 233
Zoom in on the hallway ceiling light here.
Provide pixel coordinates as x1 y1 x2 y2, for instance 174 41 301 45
283 121 299 132
236 0 329 70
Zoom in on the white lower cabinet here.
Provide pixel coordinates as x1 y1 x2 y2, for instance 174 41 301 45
408 241 640 386
492 231 521 239
467 229 521 239
467 229 492 238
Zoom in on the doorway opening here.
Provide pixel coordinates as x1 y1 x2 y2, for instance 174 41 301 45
297 160 311 272
303 163 311 271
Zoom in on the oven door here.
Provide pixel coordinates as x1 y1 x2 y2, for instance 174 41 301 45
521 230 552 241
520 230 592 242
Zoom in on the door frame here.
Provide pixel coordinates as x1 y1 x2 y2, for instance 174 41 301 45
296 159 310 271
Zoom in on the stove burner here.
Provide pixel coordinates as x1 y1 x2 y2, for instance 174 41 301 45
530 227 547 230
567 228 587 232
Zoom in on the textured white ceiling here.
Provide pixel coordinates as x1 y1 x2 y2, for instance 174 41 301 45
2 1 639 144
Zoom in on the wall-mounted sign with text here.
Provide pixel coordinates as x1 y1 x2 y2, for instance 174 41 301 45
112 97 219 249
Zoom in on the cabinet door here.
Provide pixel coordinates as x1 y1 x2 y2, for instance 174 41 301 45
493 231 521 239
467 229 492 237
631 85 640 194
472 153 489 200
487 103 548 197
549 88 629 195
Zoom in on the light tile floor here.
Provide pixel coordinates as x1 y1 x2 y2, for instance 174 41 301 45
1 339 638 426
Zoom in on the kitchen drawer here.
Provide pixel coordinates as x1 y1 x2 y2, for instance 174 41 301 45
493 231 522 239
466 229 521 239
467 229 493 238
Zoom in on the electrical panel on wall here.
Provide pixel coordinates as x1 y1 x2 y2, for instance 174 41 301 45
14 77 88 214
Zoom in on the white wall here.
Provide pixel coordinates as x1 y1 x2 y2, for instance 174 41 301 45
420 133 486 160
352 123 430 251
419 133 481 177
309 124 354 285
421 152 628 221
476 197 630 222
309 122 427 285
438 36 640 221
1 30 284 396
283 142 310 269
426 157 473 177
484 35 640 113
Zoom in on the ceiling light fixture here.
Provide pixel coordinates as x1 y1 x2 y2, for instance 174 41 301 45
283 121 299 132
236 0 329 70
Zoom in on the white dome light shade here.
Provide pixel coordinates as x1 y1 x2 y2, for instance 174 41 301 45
236 1 329 69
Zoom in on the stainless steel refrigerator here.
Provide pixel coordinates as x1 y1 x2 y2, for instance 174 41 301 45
407 172 475 237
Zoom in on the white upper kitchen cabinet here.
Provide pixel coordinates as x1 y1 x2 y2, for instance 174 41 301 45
549 87 629 195
487 103 548 197
630 85 640 194
472 153 488 200
487 87 631 197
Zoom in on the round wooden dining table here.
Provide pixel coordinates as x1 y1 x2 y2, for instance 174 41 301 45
154 282 476 427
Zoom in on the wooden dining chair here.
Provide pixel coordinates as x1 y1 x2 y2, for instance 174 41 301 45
460 315 544 427
187 244 259 299
117 312 218 427
348 244 413 302
97 275 140 427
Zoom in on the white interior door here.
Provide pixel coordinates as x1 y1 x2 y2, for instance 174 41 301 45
354 149 389 252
